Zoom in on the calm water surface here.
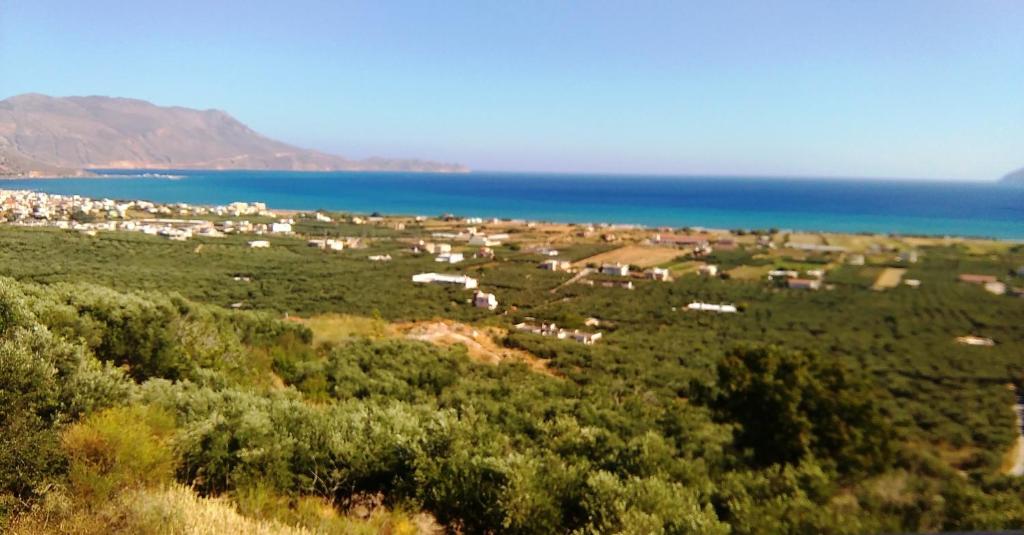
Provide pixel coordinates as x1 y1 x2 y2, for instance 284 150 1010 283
4 170 1023 239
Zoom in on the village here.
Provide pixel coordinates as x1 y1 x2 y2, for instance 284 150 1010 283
2 187 1022 349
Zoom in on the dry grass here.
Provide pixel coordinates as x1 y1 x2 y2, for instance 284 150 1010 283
291 314 395 346
871 268 906 290
573 245 682 268
1000 437 1024 474
7 485 309 535
9 485 437 535
786 232 825 245
727 265 771 281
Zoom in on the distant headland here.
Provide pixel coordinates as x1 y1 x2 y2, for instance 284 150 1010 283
0 93 468 177
1002 167 1024 184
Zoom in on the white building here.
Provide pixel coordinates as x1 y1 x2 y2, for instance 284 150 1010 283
686 302 738 313
468 235 501 247
368 254 392 262
424 242 452 254
412 273 478 289
600 263 630 277
248 240 270 248
270 222 293 234
768 270 799 280
540 259 572 271
984 281 1007 295
436 252 465 264
898 250 919 263
473 291 498 310
956 335 995 346
646 267 672 281
697 265 718 277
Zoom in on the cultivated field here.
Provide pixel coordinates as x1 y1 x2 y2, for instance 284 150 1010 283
871 267 907 290
573 245 683 268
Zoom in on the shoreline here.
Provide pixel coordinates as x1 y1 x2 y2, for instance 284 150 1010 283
0 176 1021 242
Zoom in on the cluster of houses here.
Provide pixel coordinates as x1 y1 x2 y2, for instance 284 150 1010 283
0 189 308 243
513 321 603 345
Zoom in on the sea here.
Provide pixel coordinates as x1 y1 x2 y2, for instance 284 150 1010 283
3 170 1023 239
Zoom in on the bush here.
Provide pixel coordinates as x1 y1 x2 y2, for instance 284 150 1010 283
62 406 177 507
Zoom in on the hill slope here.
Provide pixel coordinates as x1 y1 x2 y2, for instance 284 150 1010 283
1002 167 1024 184
0 93 466 176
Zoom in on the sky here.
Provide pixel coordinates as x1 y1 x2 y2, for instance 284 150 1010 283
1 1 1022 180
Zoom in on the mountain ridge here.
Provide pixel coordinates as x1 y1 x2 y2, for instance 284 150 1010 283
0 93 467 176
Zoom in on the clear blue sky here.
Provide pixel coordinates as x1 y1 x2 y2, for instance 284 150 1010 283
2 1 1021 180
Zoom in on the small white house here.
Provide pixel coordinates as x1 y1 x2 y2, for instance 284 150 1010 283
473 291 498 310
898 250 919 263
697 264 718 277
270 222 293 234
468 235 502 247
248 240 270 248
539 259 571 271
436 252 465 264
646 267 672 281
368 254 392 262
984 281 1007 295
600 263 630 277
768 270 799 280
571 330 603 345
424 242 452 254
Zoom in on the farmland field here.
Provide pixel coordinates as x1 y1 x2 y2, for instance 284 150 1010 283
872 267 907 290
573 244 684 268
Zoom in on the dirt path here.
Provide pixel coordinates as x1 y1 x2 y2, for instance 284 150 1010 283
550 268 592 294
1010 402 1024 476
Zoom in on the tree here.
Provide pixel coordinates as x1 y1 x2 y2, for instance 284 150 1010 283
702 345 892 474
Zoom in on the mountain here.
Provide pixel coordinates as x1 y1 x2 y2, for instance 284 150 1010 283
1001 167 1024 184
0 93 467 176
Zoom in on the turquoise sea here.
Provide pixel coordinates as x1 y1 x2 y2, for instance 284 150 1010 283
4 170 1023 239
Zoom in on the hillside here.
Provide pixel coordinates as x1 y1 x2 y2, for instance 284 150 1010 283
1002 167 1024 184
0 94 466 176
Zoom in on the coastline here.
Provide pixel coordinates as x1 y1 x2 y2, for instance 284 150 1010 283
1 171 1022 241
